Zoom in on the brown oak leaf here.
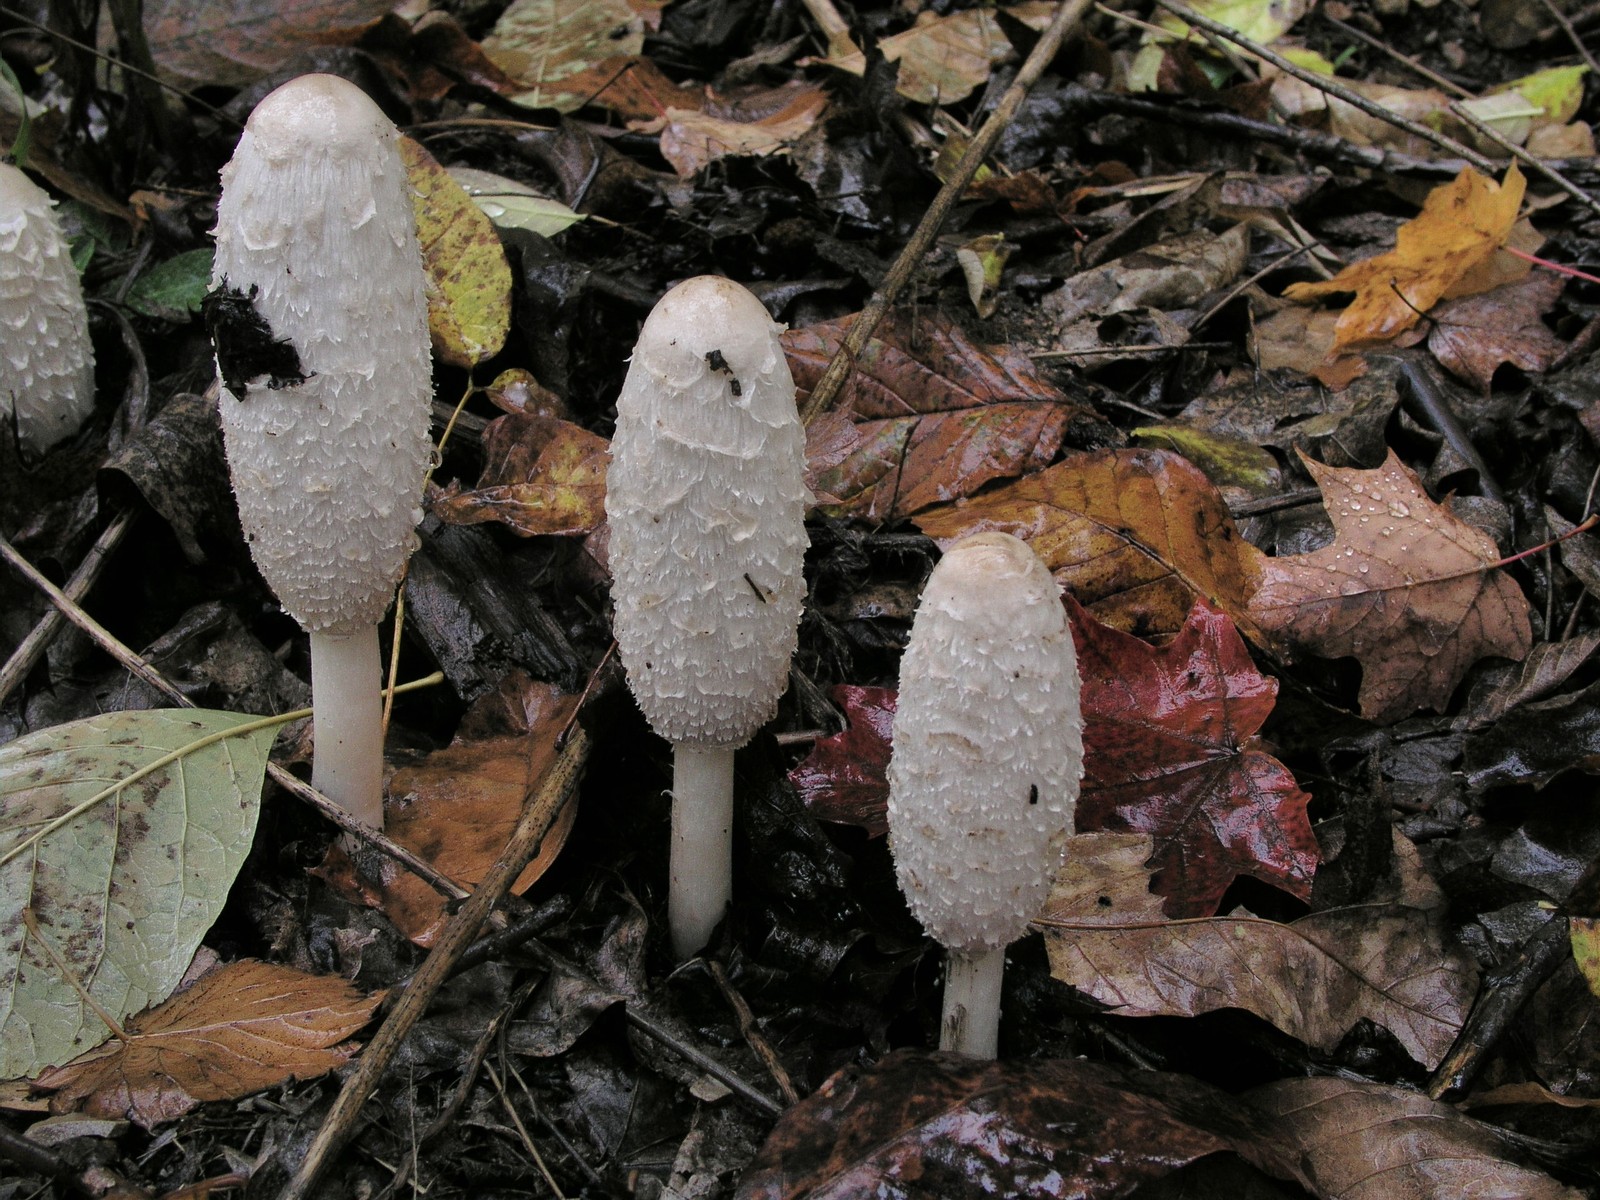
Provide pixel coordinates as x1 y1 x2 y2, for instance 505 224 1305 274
1247 451 1532 723
36 960 379 1129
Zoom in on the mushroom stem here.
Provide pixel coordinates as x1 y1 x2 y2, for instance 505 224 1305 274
940 946 1005 1058
669 744 736 958
309 625 384 830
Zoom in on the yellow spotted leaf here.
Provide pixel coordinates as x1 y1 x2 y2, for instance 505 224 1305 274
399 136 512 369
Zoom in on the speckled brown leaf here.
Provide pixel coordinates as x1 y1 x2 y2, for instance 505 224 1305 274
788 687 896 837
1422 270 1566 393
815 404 1073 521
916 448 1265 641
484 0 646 111
143 0 394 87
430 415 608 537
399 137 512 369
879 9 1012 105
35 960 378 1129
1247 1077 1584 1199
318 681 581 946
1069 596 1317 916
1247 451 1532 723
545 55 700 121
1038 900 1477 1070
786 311 1080 521
787 310 1071 420
737 1049 1292 1200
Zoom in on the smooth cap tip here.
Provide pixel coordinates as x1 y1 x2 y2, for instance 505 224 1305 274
244 74 393 161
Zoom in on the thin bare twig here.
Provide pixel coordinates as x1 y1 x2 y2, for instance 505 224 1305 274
1536 0 1600 75
797 0 1096 426
1321 13 1473 99
1149 0 1497 173
0 506 137 706
1446 99 1600 223
708 959 801 1105
0 530 472 902
278 727 590 1200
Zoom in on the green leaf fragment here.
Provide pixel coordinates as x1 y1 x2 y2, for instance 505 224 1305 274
125 248 215 320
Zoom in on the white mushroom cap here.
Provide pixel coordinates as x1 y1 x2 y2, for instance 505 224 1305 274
211 74 432 634
0 163 96 454
888 532 1084 952
605 276 811 748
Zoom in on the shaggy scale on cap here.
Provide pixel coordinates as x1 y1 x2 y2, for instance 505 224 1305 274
605 275 811 748
888 532 1085 953
211 73 432 635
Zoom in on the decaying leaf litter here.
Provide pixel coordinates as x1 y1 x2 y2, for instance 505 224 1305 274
5 0 1600 1194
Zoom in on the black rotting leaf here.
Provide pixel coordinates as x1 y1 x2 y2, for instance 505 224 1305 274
99 391 235 563
201 282 307 395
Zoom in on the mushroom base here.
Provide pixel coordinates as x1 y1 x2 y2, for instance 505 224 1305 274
669 743 736 958
940 945 1005 1059
309 624 385 830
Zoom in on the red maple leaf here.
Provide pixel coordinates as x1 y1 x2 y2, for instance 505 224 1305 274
1070 595 1318 918
789 686 896 837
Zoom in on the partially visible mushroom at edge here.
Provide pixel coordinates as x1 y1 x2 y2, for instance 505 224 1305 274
0 161 96 455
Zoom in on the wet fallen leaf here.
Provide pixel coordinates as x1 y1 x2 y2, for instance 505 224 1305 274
1153 0 1311 44
1418 270 1566 393
788 686 896 837
1284 164 1526 351
400 138 512 369
485 0 647 111
1463 675 1600 791
1039 836 1476 1070
449 167 586 239
737 1049 1290 1200
1247 1077 1583 1199
1129 424 1281 495
878 9 1013 106
543 54 701 121
1494 64 1589 127
35 960 378 1129
916 448 1266 642
787 311 1081 521
143 0 394 87
430 414 608 537
318 681 581 946
1070 597 1317 916
1039 830 1170 925
1247 451 1533 723
0 710 275 1080
1043 224 1249 327
648 84 829 177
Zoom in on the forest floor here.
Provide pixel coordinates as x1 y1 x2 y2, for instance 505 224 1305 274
5 0 1600 1196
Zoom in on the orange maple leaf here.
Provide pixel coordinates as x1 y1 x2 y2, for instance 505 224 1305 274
1285 163 1526 351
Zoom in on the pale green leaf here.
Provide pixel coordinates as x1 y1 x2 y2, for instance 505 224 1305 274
0 709 275 1079
449 167 586 237
1495 65 1589 125
125 248 215 320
